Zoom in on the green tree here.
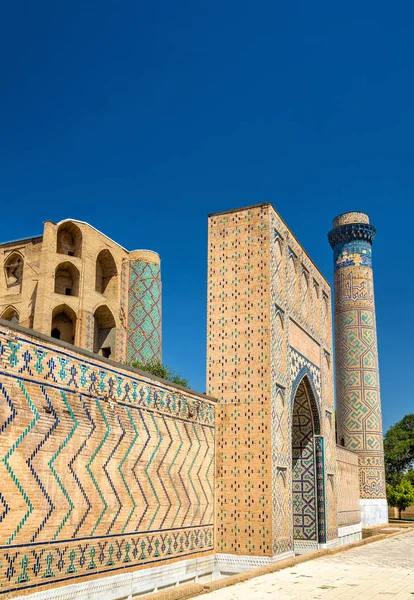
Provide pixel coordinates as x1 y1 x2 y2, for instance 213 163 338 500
383 414 414 485
404 469 414 486
387 479 414 520
131 359 189 388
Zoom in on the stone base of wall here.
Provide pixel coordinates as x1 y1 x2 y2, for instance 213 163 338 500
360 499 388 526
293 540 319 554
294 524 363 554
12 527 368 600
337 523 363 545
215 551 295 575
293 539 336 553
14 555 217 600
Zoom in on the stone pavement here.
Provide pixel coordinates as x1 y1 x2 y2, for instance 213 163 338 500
204 531 414 600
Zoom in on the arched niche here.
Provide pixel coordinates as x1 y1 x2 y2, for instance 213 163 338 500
54 261 80 296
322 293 329 339
56 222 82 258
287 252 297 309
94 304 116 358
51 304 77 344
95 249 118 302
1 306 19 324
300 269 309 321
273 236 284 294
4 252 24 289
274 309 286 374
312 281 319 332
291 375 321 547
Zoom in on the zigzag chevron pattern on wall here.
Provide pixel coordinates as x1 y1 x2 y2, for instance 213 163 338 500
0 324 214 596
127 260 162 364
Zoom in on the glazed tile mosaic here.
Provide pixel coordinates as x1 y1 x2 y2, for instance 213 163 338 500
208 203 338 565
0 324 215 596
127 260 162 364
329 215 386 501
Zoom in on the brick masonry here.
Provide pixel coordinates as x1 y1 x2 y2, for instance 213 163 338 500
0 321 215 597
0 206 370 598
207 203 340 560
0 220 162 366
328 213 386 502
336 446 361 528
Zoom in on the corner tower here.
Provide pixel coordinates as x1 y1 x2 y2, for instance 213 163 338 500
328 212 387 526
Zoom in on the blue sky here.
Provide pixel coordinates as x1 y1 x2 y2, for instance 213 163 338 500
1 1 413 431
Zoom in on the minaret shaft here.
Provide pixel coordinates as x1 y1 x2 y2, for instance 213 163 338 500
328 212 387 526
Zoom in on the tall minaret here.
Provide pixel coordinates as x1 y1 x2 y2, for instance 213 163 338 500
328 212 388 526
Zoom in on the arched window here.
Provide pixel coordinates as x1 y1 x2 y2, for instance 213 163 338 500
56 222 82 258
94 305 116 358
95 250 118 302
4 252 23 289
51 304 77 344
1 306 19 324
54 262 80 296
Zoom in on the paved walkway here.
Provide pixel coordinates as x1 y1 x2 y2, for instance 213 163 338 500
204 531 414 600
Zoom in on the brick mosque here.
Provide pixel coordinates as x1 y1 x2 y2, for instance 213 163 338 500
0 205 387 598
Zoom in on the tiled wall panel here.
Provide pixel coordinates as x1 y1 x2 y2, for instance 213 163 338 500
0 323 214 597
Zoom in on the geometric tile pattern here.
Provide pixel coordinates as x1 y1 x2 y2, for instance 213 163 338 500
0 323 214 596
0 525 213 598
127 260 162 364
270 217 291 556
268 208 335 555
333 211 370 227
290 349 321 406
329 215 386 500
84 310 94 352
292 380 317 541
314 435 326 543
208 203 337 561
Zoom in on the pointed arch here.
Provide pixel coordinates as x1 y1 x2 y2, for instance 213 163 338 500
57 222 82 258
51 303 77 344
312 280 319 332
300 268 310 321
1 306 19 324
4 252 24 289
290 371 326 549
291 371 321 435
322 293 330 340
94 304 116 358
291 376 320 546
274 308 286 374
54 261 80 296
95 249 118 302
274 387 287 454
273 236 284 295
287 251 297 310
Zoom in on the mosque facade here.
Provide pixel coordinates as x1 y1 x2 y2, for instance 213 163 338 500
0 205 387 598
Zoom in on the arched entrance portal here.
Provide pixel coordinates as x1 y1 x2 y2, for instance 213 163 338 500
291 376 325 552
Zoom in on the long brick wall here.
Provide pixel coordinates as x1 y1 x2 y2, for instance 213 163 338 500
0 320 215 598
